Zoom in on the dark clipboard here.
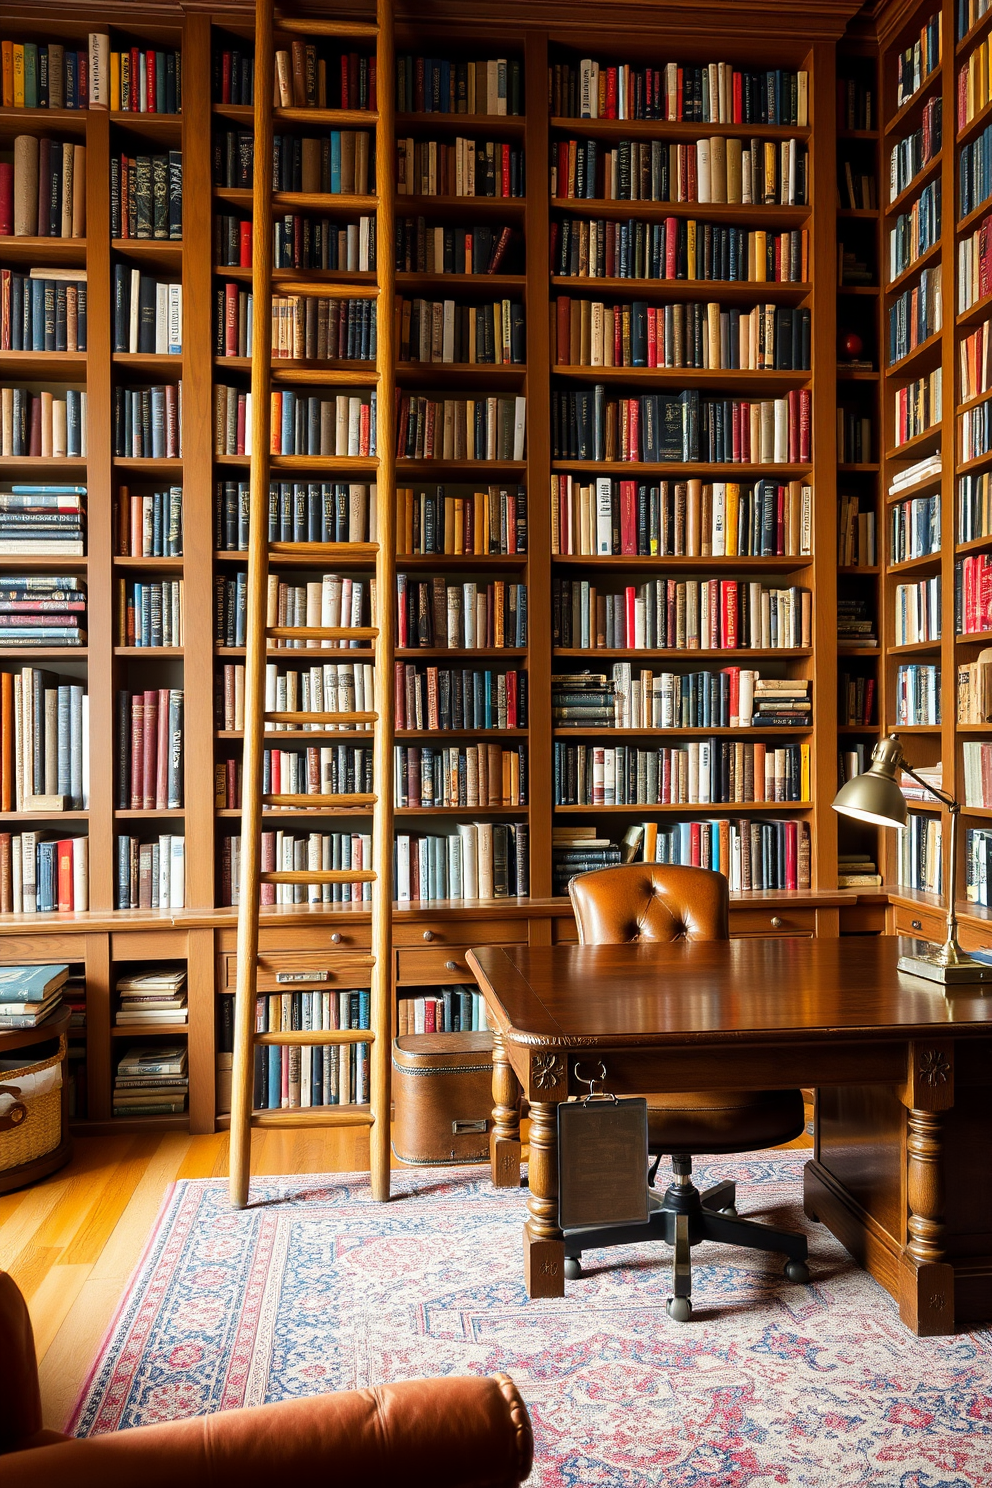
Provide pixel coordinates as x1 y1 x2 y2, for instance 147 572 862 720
558 1097 650 1231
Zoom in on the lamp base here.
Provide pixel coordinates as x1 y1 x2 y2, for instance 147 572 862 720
897 947 992 985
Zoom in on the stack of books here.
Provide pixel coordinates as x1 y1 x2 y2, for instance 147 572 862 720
0 488 85 556
63 974 86 1032
552 672 615 727
114 968 188 1027
0 962 68 1028
838 854 882 888
837 597 877 646
552 825 625 893
751 678 812 725
114 1044 188 1116
900 762 942 803
0 573 86 648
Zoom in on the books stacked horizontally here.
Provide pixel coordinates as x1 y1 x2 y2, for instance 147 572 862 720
0 487 84 556
553 672 614 728
114 1044 188 1116
837 854 882 889
0 573 85 648
0 962 68 1029
888 451 941 496
900 761 942 803
63 974 86 1032
552 825 625 893
115 968 187 1027
837 596 877 647
751 678 812 725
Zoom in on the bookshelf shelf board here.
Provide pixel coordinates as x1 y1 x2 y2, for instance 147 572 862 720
551 460 812 477
396 111 526 137
956 535 992 555
837 724 880 734
0 556 89 571
0 237 87 266
553 646 812 659
956 451 992 477
957 629 992 645
72 1116 189 1135
888 551 942 575
957 289 992 328
838 462 881 473
886 240 942 297
885 639 941 655
837 565 880 575
114 809 186 819
899 797 942 812
114 556 185 570
216 729 376 741
552 725 812 738
837 128 880 140
837 368 880 381
110 1023 189 1036
113 646 184 657
884 427 941 463
957 388 992 417
551 366 810 393
397 728 527 741
549 276 812 302
883 153 942 220
216 267 379 287
957 5 992 53
113 458 183 476
395 195 526 220
267 365 381 386
269 455 380 473
215 806 374 818
214 550 377 570
395 553 527 569
112 353 184 373
398 460 527 476
837 644 882 656
396 363 525 386
0 352 87 378
550 198 810 229
395 646 528 658
213 454 249 468
0 647 87 659
397 273 527 292
882 70 941 140
884 330 942 378
837 207 879 220
214 645 376 659
0 107 87 136
109 111 182 141
956 722 992 731
838 285 881 296
958 95 992 149
961 805 992 817
551 553 811 570
549 117 811 143
394 805 527 816
0 810 89 822
957 197 992 238
886 724 941 733
553 801 813 814
0 458 86 476
112 240 184 274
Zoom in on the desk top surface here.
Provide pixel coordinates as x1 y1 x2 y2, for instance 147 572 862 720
467 938 992 1048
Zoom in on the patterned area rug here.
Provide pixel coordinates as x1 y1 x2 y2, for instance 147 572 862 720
71 1154 992 1486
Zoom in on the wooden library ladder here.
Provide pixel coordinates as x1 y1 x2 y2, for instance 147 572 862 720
229 0 396 1206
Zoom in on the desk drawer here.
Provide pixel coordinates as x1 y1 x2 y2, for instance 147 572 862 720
393 918 524 947
892 905 944 945
396 946 477 984
220 949 372 991
729 907 816 938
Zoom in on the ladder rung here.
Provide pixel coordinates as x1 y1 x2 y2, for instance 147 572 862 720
275 17 378 37
267 626 379 640
263 793 376 807
267 543 379 560
264 712 377 724
250 1107 374 1129
260 869 377 884
271 282 380 300
254 1030 374 1046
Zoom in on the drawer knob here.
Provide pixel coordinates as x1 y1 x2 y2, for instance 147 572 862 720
912 919 923 931
771 916 783 929
331 933 342 944
445 959 458 971
423 930 434 942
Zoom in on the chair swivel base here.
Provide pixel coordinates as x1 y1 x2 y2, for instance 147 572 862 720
562 1175 810 1320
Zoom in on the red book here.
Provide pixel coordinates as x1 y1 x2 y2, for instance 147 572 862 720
606 66 617 120
620 481 637 554
236 393 247 456
225 282 238 356
799 388 811 462
726 666 740 725
369 56 377 112
239 221 252 268
662 751 671 802
690 822 701 867
130 697 144 809
156 688 170 808
57 840 74 912
731 402 741 463
501 144 510 199
360 402 370 455
864 677 875 724
785 820 797 890
424 998 436 1033
340 55 349 110
77 50 88 108
614 308 623 366
628 398 640 460
226 757 237 809
506 669 517 728
221 51 232 104
0 164 12 237
721 579 738 649
28 395 41 456
647 308 658 368
142 689 158 809
624 586 636 647
733 71 743 123
556 296 570 364
676 66 683 121
129 48 139 108
146 50 156 112
664 217 678 278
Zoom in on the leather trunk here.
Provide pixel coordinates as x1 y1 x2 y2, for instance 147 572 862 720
392 1032 494 1165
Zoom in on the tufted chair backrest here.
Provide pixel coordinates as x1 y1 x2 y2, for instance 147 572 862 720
568 864 729 945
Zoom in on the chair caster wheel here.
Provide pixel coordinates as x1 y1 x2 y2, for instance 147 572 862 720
784 1259 810 1284
564 1256 582 1281
720 1205 738 1217
667 1296 692 1322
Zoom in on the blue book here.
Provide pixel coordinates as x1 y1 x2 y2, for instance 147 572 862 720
10 485 88 496
0 964 69 1003
330 131 341 194
30 280 46 353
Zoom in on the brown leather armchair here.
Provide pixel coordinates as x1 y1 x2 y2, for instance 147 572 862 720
567 863 809 1320
0 1271 533 1488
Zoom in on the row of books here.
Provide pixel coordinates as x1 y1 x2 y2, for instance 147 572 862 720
396 577 528 649
958 210 992 314
893 576 941 645
960 122 992 223
0 485 84 557
115 969 187 1028
895 662 940 725
888 96 941 204
961 314 992 402
0 664 88 810
397 987 489 1036
115 690 183 810
113 384 182 460
551 476 811 558
110 151 182 241
0 572 84 645
220 831 374 906
960 397 992 463
397 55 521 116
253 992 371 1109
395 219 517 276
260 744 373 800
552 818 811 892
890 492 940 563
213 572 369 650
893 368 941 448
215 479 376 552
117 485 183 558
396 393 527 462
837 596 876 647
838 493 877 568
273 43 376 113
959 470 992 542
0 269 87 352
889 181 940 284
393 743 526 808
889 266 941 367
959 655 992 721
397 297 524 366
212 387 376 460
897 813 941 895
553 577 812 651
271 214 376 272
0 833 88 913
267 131 373 197
0 963 69 1030
109 47 181 113
394 664 527 732
966 826 992 905
396 485 526 556
551 387 812 465
552 218 809 285
396 138 524 199
962 740 992 807
551 60 808 126
959 0 992 39
840 159 876 212
551 137 808 207
956 554 992 634
555 669 810 730
0 389 86 461
216 661 376 733
112 269 181 356
395 823 529 900
0 35 108 109
114 1043 187 1117
957 33 992 132
839 672 876 727
896 11 941 109
553 298 810 373
1 137 85 239
217 293 373 364
212 129 251 191
837 410 873 465
115 834 185 910
554 740 809 807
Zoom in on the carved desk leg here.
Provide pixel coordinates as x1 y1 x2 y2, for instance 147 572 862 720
898 1042 955 1337
524 1098 565 1299
490 1027 522 1188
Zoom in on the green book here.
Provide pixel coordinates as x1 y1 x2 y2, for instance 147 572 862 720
23 43 39 108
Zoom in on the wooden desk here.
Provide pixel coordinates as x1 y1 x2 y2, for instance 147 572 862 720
466 937 992 1336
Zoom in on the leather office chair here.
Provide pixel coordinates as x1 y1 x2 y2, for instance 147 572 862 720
567 863 810 1320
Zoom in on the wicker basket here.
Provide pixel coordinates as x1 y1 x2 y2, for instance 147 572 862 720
0 1033 66 1174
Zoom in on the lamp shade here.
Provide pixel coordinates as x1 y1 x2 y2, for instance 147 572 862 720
831 734 909 830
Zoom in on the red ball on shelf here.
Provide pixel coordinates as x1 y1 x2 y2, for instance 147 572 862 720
839 331 863 359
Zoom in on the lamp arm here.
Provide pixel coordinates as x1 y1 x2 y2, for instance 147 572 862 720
897 760 957 814
896 754 963 960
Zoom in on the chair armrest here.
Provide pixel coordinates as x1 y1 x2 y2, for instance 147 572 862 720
1 1374 533 1488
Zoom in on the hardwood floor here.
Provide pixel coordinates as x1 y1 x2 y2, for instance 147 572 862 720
0 1121 813 1430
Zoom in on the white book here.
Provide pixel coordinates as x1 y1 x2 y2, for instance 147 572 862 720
155 282 169 354
396 834 411 900
88 33 110 108
595 477 612 554
347 397 361 455
696 139 712 203
457 822 478 898
773 399 788 463
168 283 182 355
447 833 463 898
336 394 350 455
21 830 37 914
11 835 22 914
476 821 494 899
159 835 172 906
712 483 726 555
512 396 526 461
